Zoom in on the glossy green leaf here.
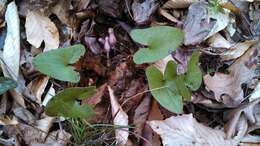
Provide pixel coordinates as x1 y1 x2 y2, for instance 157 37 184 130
131 26 184 64
184 52 202 91
0 77 17 95
33 44 85 83
45 86 96 119
146 62 183 113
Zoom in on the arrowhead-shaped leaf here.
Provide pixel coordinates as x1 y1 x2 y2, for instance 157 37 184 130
146 61 183 113
0 77 17 95
184 52 202 91
45 86 96 119
131 26 184 64
33 44 85 83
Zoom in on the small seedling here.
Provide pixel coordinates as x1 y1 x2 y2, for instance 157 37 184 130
208 0 223 13
0 77 17 95
146 52 202 113
33 44 85 83
130 26 183 64
45 86 96 119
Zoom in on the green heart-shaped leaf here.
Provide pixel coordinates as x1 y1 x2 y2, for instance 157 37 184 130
131 26 184 64
0 77 17 95
184 51 202 91
33 44 85 83
146 61 183 113
45 86 96 119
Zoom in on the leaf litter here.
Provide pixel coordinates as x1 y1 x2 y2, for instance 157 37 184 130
0 0 259 145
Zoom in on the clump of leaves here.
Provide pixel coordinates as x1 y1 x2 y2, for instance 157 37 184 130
0 77 17 95
130 26 183 64
45 86 96 119
33 44 85 83
146 52 202 113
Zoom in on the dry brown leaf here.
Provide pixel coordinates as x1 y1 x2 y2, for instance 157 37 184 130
208 33 232 48
82 83 107 106
225 99 260 139
13 107 36 124
108 86 129 146
204 45 259 107
221 40 257 61
149 114 237 146
25 11 59 51
51 0 72 26
159 8 181 24
133 95 151 140
27 76 49 104
142 100 163 146
32 130 71 146
131 0 158 25
163 0 196 9
0 116 18 125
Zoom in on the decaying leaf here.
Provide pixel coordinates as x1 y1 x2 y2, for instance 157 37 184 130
148 114 237 146
163 0 196 9
250 82 260 102
220 40 257 61
27 76 49 104
133 95 151 139
42 84 55 106
204 44 260 107
1 2 20 80
108 86 129 146
225 99 260 140
25 11 59 51
142 100 163 146
131 0 158 25
183 1 229 45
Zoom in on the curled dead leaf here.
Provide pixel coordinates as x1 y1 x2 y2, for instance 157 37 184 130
163 0 196 9
204 44 260 107
149 114 237 146
25 11 59 51
108 86 129 146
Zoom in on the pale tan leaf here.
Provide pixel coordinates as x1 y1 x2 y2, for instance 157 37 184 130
159 8 181 24
208 33 232 48
108 86 129 146
250 82 260 102
163 0 196 9
0 116 18 125
225 99 260 139
42 84 55 107
148 114 237 146
27 76 49 104
25 11 59 51
203 45 259 107
1 2 20 80
221 40 257 61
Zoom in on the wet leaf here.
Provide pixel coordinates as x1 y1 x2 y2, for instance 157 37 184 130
0 77 17 95
33 44 85 83
131 26 183 64
45 86 96 119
